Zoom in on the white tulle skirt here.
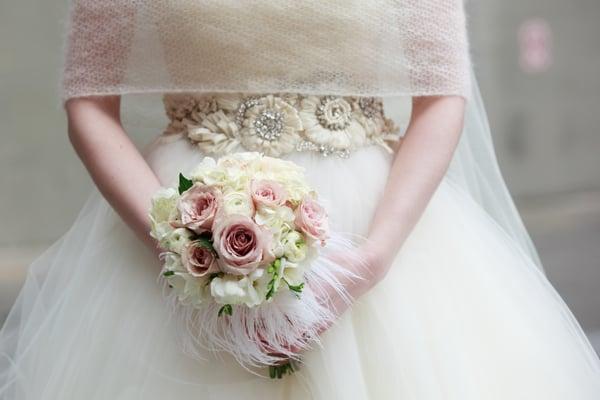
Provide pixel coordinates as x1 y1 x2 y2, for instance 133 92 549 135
1 134 600 399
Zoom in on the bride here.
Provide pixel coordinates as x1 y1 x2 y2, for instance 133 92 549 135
2 0 600 398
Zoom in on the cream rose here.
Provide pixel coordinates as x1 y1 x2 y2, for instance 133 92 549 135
177 184 222 234
213 215 272 275
294 197 329 245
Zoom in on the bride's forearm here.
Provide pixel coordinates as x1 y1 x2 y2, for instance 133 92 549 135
65 96 162 252
364 96 466 283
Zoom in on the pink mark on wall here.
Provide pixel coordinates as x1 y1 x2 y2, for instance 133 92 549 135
519 18 553 73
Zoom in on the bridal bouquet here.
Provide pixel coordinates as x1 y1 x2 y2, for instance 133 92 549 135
149 152 354 377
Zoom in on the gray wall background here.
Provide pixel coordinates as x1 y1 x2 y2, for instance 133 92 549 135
1 1 600 345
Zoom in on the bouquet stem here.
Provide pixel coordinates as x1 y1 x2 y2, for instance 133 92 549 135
269 362 295 379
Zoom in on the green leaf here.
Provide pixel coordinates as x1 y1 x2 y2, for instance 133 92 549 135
208 272 223 282
267 258 281 274
163 270 175 277
178 173 193 195
265 259 282 300
194 236 215 252
284 279 305 295
265 284 276 301
206 272 224 286
218 304 232 317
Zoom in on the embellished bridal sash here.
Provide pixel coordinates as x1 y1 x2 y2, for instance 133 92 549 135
163 93 400 158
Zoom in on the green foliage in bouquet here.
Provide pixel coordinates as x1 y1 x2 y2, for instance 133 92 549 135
178 173 193 194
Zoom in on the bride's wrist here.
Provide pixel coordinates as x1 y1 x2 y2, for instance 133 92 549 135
359 240 394 285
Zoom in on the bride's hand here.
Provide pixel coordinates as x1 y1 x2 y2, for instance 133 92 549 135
258 244 388 365
322 244 389 313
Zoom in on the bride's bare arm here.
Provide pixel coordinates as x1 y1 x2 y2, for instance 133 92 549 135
363 96 465 283
324 96 465 313
65 96 162 252
273 96 468 355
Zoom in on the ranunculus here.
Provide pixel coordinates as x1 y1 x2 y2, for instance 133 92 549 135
164 227 193 254
149 188 178 241
294 197 329 245
222 190 255 217
177 185 222 233
250 179 288 208
213 215 272 275
181 240 218 277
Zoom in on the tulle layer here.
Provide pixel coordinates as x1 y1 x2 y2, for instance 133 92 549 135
1 136 600 399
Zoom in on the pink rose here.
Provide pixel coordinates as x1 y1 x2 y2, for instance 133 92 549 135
294 197 329 245
177 185 222 234
250 179 288 208
181 241 218 277
213 215 272 275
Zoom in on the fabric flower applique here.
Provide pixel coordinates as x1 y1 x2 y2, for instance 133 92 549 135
237 95 303 157
299 96 367 151
186 110 240 155
163 94 219 135
352 97 400 152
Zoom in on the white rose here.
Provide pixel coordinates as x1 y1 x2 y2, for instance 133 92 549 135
210 273 263 307
163 228 193 254
222 190 255 217
282 230 307 262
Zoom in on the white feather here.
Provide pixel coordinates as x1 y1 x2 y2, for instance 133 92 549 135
159 232 367 369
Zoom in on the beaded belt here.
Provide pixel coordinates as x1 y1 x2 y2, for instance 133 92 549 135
162 93 400 158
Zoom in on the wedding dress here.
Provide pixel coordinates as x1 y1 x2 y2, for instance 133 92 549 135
2 1 600 399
